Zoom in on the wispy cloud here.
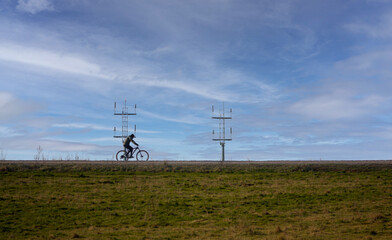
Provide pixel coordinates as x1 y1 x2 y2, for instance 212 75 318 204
334 49 392 77
0 136 104 152
0 43 107 79
16 0 54 14
288 91 383 120
88 137 116 142
52 123 111 131
0 126 19 137
117 75 232 102
0 40 274 104
138 108 205 125
0 92 41 121
346 11 392 39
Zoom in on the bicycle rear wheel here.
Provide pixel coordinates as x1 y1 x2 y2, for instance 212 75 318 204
136 150 149 161
116 150 128 161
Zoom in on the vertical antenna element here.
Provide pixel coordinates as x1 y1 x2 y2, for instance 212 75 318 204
113 99 137 143
212 103 233 161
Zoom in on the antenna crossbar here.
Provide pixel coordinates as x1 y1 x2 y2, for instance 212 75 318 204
212 116 232 119
114 113 136 115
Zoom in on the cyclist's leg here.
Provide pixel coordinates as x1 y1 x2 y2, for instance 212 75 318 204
124 145 132 158
129 147 134 158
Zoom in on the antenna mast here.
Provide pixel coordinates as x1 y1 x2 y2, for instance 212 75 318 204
113 99 137 143
212 102 232 161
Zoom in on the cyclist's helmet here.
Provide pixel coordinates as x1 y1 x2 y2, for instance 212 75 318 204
130 134 136 138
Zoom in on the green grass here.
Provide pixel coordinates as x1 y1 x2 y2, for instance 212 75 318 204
1 161 392 239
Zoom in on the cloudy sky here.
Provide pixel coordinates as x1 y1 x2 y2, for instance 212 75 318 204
1 0 392 160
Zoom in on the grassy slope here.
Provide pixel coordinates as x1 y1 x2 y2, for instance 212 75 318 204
1 162 392 239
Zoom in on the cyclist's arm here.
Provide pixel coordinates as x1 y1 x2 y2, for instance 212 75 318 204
131 139 139 146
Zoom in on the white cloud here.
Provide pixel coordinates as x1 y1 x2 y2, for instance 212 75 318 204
137 137 183 148
334 49 392 75
16 0 54 14
0 92 41 121
136 129 161 134
346 11 392 39
0 136 100 152
118 75 232 102
0 126 19 137
52 123 111 131
0 42 273 103
37 139 99 152
88 137 116 142
34 139 102 152
116 67 277 103
289 91 383 120
0 43 108 79
138 108 205 125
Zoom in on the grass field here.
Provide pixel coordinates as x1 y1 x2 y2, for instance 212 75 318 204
1 161 392 239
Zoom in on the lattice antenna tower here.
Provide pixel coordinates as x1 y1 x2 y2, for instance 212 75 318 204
113 99 137 143
212 102 232 161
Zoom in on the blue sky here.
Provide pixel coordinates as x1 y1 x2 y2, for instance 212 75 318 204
1 0 392 160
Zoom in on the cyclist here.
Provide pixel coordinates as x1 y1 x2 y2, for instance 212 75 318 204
123 134 139 158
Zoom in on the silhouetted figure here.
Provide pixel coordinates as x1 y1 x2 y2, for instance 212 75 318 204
123 134 139 158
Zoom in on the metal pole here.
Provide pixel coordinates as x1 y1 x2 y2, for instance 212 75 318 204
221 142 225 161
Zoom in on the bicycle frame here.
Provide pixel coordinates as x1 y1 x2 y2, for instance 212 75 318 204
125 146 140 157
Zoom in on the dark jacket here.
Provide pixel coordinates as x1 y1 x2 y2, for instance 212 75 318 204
124 136 138 147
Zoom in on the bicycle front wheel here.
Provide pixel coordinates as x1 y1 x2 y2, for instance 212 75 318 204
116 150 128 161
136 150 149 161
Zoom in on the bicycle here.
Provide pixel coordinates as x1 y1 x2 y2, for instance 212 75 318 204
116 146 149 161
